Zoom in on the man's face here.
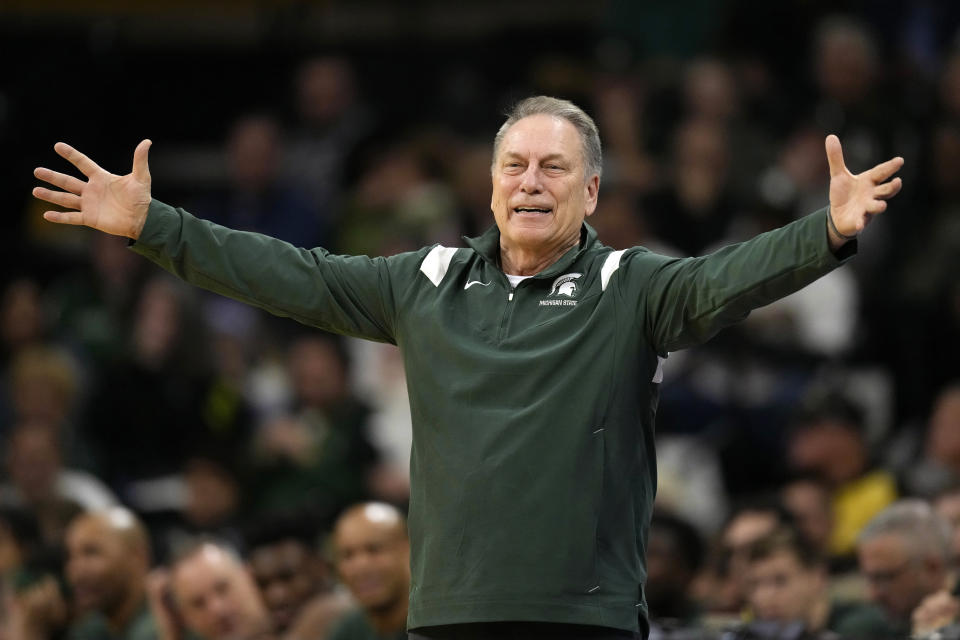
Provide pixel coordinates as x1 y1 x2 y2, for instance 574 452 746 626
490 114 599 256
6 427 60 504
858 533 941 622
334 514 409 612
65 518 134 616
172 547 268 640
249 540 317 632
747 550 824 624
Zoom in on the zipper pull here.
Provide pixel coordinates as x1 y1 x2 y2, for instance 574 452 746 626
508 291 514 301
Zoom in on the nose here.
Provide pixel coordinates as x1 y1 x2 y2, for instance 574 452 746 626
519 165 542 194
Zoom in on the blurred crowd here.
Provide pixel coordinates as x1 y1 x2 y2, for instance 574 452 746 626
2 1 960 639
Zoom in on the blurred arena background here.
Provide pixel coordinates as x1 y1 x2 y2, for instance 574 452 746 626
2 1 960 638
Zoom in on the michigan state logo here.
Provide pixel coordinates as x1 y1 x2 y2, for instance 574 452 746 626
540 273 582 307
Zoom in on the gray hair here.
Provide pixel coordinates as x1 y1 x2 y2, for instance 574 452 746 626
858 499 953 562
492 96 603 181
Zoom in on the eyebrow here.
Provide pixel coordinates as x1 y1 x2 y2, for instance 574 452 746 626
501 152 570 163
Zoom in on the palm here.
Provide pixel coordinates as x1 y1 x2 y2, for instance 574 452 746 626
825 134 903 237
33 140 152 239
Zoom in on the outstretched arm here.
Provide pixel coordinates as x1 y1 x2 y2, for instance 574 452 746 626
825 134 903 250
634 136 905 353
32 140 412 344
33 140 153 239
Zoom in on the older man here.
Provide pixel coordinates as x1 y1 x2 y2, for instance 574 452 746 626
162 541 273 640
33 96 903 639
856 500 953 636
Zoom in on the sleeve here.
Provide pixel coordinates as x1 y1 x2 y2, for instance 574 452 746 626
621 207 856 354
130 200 418 344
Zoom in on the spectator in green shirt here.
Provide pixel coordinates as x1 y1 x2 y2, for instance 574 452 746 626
328 503 409 640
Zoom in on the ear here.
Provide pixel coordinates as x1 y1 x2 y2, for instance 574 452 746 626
584 174 600 218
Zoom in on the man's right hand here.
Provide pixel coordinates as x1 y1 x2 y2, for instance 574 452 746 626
33 139 153 240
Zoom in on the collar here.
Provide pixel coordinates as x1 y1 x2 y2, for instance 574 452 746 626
463 222 600 279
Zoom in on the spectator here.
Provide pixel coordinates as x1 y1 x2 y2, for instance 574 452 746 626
744 527 892 638
856 499 953 636
246 515 351 638
83 275 248 496
65 507 159 639
252 335 380 522
195 114 324 248
328 503 408 640
159 540 273 640
283 56 374 229
910 383 960 496
786 394 897 563
695 497 794 617
1 421 116 546
645 511 705 634
780 476 833 559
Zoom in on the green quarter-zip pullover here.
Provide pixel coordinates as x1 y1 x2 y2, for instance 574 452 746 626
132 201 854 634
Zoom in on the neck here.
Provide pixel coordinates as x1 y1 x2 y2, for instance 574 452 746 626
367 590 409 636
107 590 144 634
499 236 579 276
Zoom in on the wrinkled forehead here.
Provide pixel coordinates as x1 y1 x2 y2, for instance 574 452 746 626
497 114 585 164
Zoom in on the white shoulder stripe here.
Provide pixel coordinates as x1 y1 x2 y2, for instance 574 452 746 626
600 249 626 291
652 355 666 383
420 245 460 287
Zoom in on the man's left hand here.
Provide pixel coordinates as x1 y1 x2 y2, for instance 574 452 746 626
825 134 904 248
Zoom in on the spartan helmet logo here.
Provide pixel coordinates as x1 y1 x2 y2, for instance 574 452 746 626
549 273 583 298
557 281 577 296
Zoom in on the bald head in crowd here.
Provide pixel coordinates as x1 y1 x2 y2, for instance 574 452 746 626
333 502 409 636
857 499 953 626
170 541 272 640
65 507 151 631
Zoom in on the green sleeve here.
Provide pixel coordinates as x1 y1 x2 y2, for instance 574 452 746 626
624 207 855 353
131 200 416 344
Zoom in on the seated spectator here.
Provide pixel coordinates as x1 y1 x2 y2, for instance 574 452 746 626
83 276 223 492
694 497 794 618
786 394 897 565
909 383 960 497
744 528 893 638
246 514 351 638
779 475 833 560
194 114 325 248
1 420 117 546
162 540 272 640
328 503 408 640
645 511 705 634
252 334 380 523
3 507 158 640
65 507 159 639
856 499 953 637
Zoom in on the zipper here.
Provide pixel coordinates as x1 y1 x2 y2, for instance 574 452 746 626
498 278 538 341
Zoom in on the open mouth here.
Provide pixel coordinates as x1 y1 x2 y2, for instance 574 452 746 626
513 207 552 214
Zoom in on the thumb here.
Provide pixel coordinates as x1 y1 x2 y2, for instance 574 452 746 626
825 134 846 178
132 139 152 182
